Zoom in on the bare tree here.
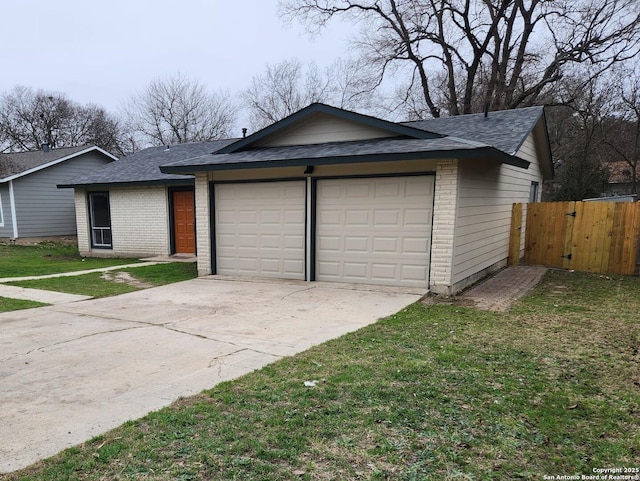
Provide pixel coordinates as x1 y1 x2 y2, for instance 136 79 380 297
281 0 640 117
548 78 613 200
602 68 640 194
122 74 238 148
242 59 327 130
242 58 379 131
0 86 123 154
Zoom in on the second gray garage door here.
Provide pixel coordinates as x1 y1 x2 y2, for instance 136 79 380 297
316 176 434 287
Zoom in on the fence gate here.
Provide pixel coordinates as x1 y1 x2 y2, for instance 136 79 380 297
520 201 640 275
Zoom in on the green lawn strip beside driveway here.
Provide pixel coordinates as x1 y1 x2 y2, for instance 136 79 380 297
0 241 142 278
0 296 48 312
6 271 640 480
5 263 198 299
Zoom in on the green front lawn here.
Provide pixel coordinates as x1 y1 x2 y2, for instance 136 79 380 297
6 270 640 480
6 263 198 299
0 296 48 312
0 241 141 278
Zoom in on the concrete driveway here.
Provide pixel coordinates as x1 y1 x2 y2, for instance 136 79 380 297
0 277 423 473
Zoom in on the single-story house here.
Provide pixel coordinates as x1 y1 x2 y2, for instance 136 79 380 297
0 145 117 240
62 103 553 294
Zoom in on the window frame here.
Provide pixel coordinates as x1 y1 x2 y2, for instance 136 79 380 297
0 191 4 227
529 181 540 203
88 191 113 249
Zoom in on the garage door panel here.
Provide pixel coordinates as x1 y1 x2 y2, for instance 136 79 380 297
343 262 368 278
284 234 304 249
374 210 400 225
319 210 342 225
237 210 259 224
238 234 258 247
346 184 371 198
260 210 282 224
404 209 431 226
317 261 340 276
215 181 305 280
373 237 398 253
260 258 281 273
284 209 304 224
374 182 401 197
371 263 397 280
345 210 370 225
259 234 281 249
344 236 369 253
401 265 429 281
316 176 433 288
403 237 429 253
283 259 304 274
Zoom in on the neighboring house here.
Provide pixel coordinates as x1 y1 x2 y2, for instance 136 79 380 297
0 145 117 240
64 103 553 294
59 141 234 257
607 159 639 196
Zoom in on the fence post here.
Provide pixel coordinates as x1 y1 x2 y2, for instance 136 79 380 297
509 203 523 266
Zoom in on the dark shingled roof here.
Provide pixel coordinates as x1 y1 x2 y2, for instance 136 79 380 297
62 105 547 186
403 106 545 155
161 105 544 174
60 140 236 188
160 135 531 173
0 145 91 179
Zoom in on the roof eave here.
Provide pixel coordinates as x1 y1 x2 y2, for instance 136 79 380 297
160 147 529 174
57 177 194 190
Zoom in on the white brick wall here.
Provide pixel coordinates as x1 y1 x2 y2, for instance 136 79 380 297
75 190 90 255
429 159 459 294
78 187 170 257
195 173 211 276
109 187 169 256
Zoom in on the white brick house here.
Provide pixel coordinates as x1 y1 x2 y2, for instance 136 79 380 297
63 104 552 294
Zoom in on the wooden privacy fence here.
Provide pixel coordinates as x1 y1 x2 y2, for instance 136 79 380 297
510 201 640 275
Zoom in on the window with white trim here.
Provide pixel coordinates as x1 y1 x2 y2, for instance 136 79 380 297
88 192 112 248
0 191 4 226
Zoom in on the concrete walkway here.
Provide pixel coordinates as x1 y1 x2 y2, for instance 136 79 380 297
0 285 91 305
0 262 165 305
0 261 163 283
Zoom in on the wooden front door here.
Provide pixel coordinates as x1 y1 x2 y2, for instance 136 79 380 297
173 190 195 254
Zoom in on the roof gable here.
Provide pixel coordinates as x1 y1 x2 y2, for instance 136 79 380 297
0 146 117 183
217 103 442 154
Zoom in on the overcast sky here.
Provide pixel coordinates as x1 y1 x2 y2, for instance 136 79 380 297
0 1 352 115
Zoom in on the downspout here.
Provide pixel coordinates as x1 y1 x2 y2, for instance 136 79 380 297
8 180 18 238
